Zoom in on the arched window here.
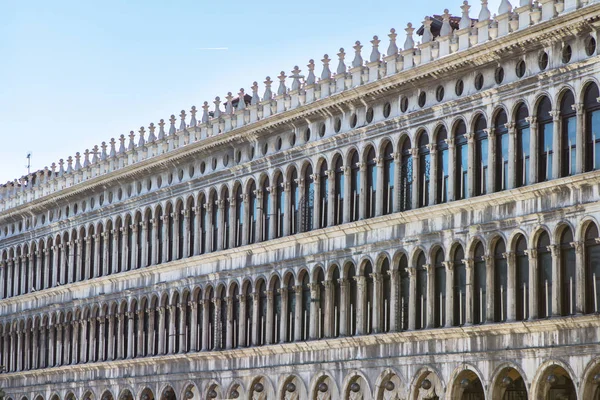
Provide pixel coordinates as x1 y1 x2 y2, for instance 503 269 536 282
363 261 374 334
333 156 344 225
399 138 413 212
219 289 227 349
234 185 243 247
318 162 328 229
560 91 576 177
222 189 230 249
314 268 326 339
247 181 257 244
454 121 468 200
349 151 360 221
537 97 554 182
187 199 195 257
331 266 341 337
473 114 488 196
257 279 267 345
473 242 486 324
243 283 253 347
453 246 466 326
382 142 394 215
300 273 310 340
436 128 449 204
560 227 576 316
433 248 446 328
584 82 600 172
290 169 299 235
415 252 428 329
585 223 600 313
493 239 507 323
199 196 207 254
380 259 391 332
165 203 174 261
365 147 377 219
537 231 552 318
271 277 281 343
260 178 270 241
302 165 314 232
515 235 529 321
494 110 509 191
176 203 184 259
514 104 530 188
285 276 295 342
347 263 357 335
230 284 239 348
417 133 430 207
210 193 218 252
207 289 215 350
274 174 284 238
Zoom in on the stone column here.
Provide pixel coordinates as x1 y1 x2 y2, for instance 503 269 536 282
372 272 382 333
282 185 290 237
98 318 106 361
527 117 538 184
88 319 96 362
266 290 274 344
444 261 454 327
111 229 119 273
426 264 435 329
157 306 166 354
320 282 331 337
147 308 155 355
429 145 438 205
83 237 91 280
161 215 169 263
339 279 348 336
16 328 22 371
311 174 320 229
268 185 278 239
572 241 585 314
68 241 75 283
309 283 319 339
354 275 366 335
205 204 214 253
464 259 474 325
80 319 87 363
32 327 39 369
375 156 384 216
238 296 247 347
410 148 420 208
252 292 261 345
217 199 226 250
201 300 210 350
507 123 517 190
408 267 417 330
213 298 221 350
71 320 79 364
327 170 336 225
27 252 34 293
549 244 561 316
74 239 83 282
551 110 561 179
136 309 144 356
193 206 202 255
167 305 176 353
573 103 584 174
140 220 148 268
343 166 352 223
43 249 51 289
225 296 233 349
55 323 63 366
527 249 538 320
60 243 67 284
40 326 47 368
358 162 367 220
116 313 125 359
466 132 475 198
293 286 303 340
51 246 59 286
120 226 129 271
392 152 401 213
107 314 115 360
447 138 456 201
0 261 5 299
131 224 139 270
506 251 516 321
151 218 159 265
388 270 400 332
189 302 198 351
173 213 181 260
485 256 494 322
486 128 496 193
179 303 187 352
228 200 237 248
102 232 110 276
127 312 134 358
23 328 29 370
256 190 265 241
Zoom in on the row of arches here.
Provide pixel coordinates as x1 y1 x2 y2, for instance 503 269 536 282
2 83 600 300
7 358 600 399
2 218 599 374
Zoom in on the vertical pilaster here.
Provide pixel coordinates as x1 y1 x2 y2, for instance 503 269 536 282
444 261 454 327
485 256 494 322
549 244 561 316
408 267 417 330
464 259 474 325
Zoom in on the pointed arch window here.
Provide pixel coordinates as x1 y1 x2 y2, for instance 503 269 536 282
381 259 391 332
349 151 360 221
199 197 207 254
300 274 310 341
515 235 529 321
399 139 413 211
333 157 344 225
302 165 314 232
261 179 270 241
347 263 357 336
493 239 507 323
585 223 600 313
331 266 341 337
274 174 284 238
222 189 230 249
560 227 576 316
382 142 394 215
515 105 530 188
433 248 446 328
285 277 295 342
560 91 576 177
235 186 243 246
290 169 299 235
415 252 428 329
318 162 328 229
453 246 466 326
474 115 488 196
436 128 449 203
537 97 554 182
454 121 468 200
363 261 374 334
210 195 218 252
584 83 600 172
537 231 552 318
365 147 377 219
473 242 486 324
247 181 257 244
417 133 430 207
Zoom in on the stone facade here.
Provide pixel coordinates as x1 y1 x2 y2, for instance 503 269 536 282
2 1 600 399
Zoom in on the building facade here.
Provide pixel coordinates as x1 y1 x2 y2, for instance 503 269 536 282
2 1 600 399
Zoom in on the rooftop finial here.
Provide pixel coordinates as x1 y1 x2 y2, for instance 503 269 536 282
290 66 302 91
128 131 135 151
441 9 453 36
306 60 316 85
352 41 363 67
190 106 197 127
83 149 90 168
387 29 398 56
459 1 472 30
168 115 177 135
422 17 433 43
148 123 156 142
201 102 210 123
498 0 512 14
118 134 126 154
179 110 187 131
321 55 332 80
66 156 73 173
336 48 347 74
251 82 260 105
263 77 273 101
138 127 146 146
225 92 234 114
479 0 491 20
158 119 166 140
277 71 287 96
57 159 64 176
92 145 99 163
404 23 415 50
370 36 381 62
237 89 246 111
100 142 108 161
109 138 116 158
213 97 222 118
74 152 81 171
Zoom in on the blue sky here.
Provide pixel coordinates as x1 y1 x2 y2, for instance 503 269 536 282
0 0 501 183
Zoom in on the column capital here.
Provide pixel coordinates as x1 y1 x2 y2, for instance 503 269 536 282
547 244 560 256
525 248 537 259
570 241 584 253
571 103 584 114
442 261 454 271
407 266 417 277
462 258 474 269
525 116 537 125
549 109 561 121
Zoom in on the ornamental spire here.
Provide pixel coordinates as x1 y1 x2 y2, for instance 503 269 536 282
263 77 273 101
225 92 234 114
189 106 197 127
306 59 316 85
157 119 166 140
179 110 187 131
352 41 363 68
459 1 472 30
387 29 398 56
128 131 135 151
321 54 332 80
251 82 260 105
201 102 210 123
138 127 146 146
118 134 126 153
440 9 453 37
83 149 90 168
369 36 381 62
336 48 347 74
422 17 433 43
498 0 512 14
404 23 415 50
237 89 246 111
148 123 156 142
168 115 177 135
479 0 491 20
290 66 302 91
277 71 287 96
213 97 222 118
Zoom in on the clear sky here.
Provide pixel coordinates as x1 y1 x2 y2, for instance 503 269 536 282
0 0 501 184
